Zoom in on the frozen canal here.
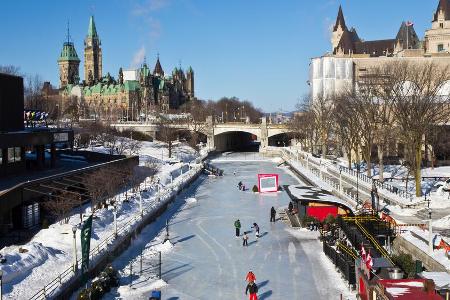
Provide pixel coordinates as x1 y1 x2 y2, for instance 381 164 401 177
109 153 354 299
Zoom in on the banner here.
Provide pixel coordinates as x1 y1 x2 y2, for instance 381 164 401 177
81 215 93 274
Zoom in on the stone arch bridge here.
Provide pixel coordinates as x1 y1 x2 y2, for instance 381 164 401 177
112 116 294 151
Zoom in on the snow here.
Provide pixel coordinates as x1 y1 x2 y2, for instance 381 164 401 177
420 272 450 289
391 281 424 287
185 197 197 204
101 157 355 300
0 139 207 299
386 287 409 296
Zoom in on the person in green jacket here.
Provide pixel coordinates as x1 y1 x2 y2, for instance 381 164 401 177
235 219 241 237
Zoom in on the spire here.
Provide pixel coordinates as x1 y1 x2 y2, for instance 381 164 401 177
88 15 98 38
66 20 71 43
333 5 348 32
153 54 164 77
434 0 450 21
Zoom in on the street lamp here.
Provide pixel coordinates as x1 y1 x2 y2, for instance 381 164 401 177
0 269 2 300
356 162 360 208
72 226 78 273
428 208 433 253
113 205 118 238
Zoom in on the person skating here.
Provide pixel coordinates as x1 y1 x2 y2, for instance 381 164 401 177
246 271 256 283
270 207 276 222
238 181 243 190
245 281 258 300
242 232 249 246
252 223 260 238
235 219 241 237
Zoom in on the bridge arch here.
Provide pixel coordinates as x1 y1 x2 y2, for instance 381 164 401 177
214 131 260 151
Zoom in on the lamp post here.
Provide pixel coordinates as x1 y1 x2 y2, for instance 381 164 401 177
72 226 78 273
339 167 343 194
0 269 3 300
113 205 118 238
428 209 433 254
356 162 360 208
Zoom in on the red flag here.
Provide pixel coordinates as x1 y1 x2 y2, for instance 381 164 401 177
366 252 373 270
360 245 366 262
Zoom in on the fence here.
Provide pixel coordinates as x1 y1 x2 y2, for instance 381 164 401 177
323 241 356 285
28 163 203 300
126 249 162 287
280 148 415 205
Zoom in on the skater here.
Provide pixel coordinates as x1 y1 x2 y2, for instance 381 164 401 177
242 184 246 191
245 281 258 300
252 223 260 238
270 207 276 222
246 271 256 283
288 201 293 214
238 181 243 190
233 171 236 176
243 232 249 246
235 219 241 237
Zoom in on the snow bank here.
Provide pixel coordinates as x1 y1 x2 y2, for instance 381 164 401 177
151 240 173 253
0 242 66 283
185 197 197 204
108 279 167 300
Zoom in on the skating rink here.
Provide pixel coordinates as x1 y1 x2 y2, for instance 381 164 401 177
157 154 354 299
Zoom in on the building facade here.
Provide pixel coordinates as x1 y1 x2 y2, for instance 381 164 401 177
53 16 195 121
311 1 450 101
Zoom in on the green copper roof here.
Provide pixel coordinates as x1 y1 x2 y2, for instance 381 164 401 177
58 42 80 62
141 63 150 78
124 80 140 91
88 16 98 38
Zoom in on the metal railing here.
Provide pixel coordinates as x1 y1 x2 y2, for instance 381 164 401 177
28 164 202 300
354 220 394 266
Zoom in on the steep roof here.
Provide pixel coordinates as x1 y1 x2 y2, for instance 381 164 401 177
395 22 419 49
58 42 80 62
354 39 396 56
434 0 450 22
88 16 98 38
333 5 348 32
153 56 164 77
334 30 355 54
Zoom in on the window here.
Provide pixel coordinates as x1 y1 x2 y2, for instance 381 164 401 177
438 44 444 52
440 23 444 29
7 147 21 163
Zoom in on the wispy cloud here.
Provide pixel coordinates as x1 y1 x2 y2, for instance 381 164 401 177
131 46 146 68
132 0 170 16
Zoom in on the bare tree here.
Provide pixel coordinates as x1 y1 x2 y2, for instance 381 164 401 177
157 116 179 159
0 65 21 76
83 169 109 213
310 95 335 157
388 61 450 196
42 191 83 224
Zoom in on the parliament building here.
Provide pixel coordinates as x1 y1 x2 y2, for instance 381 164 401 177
53 16 195 121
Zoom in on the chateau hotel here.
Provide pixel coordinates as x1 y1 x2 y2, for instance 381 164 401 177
310 0 450 101
50 16 195 120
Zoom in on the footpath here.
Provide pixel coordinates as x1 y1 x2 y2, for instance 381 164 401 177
266 147 450 275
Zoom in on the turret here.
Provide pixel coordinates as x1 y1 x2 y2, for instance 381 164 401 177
58 24 80 88
84 16 102 84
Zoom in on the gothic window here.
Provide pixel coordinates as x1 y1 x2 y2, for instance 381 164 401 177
440 23 444 29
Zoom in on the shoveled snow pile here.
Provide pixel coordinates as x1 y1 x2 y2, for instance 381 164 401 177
152 240 173 253
433 215 450 228
185 197 197 204
104 279 167 300
0 242 66 283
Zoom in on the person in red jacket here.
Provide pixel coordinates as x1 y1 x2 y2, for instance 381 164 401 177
246 271 256 283
245 281 258 300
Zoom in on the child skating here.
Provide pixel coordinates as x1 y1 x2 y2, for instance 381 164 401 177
243 232 249 246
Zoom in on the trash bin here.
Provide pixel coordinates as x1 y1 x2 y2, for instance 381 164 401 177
149 290 161 300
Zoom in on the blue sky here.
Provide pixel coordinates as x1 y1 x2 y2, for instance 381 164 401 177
0 0 440 112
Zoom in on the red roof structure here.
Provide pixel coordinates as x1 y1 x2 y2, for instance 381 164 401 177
377 279 442 300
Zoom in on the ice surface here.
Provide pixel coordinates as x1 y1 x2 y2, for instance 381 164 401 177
105 157 355 299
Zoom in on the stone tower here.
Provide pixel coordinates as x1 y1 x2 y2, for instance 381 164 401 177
331 5 348 51
425 0 450 54
186 66 194 97
153 55 164 77
84 16 102 84
57 26 80 88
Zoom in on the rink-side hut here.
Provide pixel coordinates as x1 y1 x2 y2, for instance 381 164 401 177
285 185 353 222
